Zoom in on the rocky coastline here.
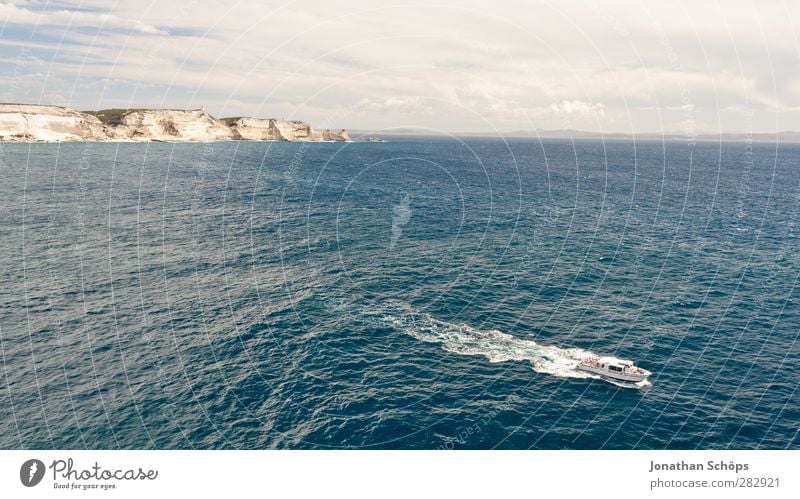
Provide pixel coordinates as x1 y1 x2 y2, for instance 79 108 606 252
0 103 360 143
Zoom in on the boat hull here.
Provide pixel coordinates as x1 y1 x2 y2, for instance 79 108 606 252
577 364 650 382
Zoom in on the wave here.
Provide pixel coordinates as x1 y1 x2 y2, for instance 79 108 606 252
382 310 650 388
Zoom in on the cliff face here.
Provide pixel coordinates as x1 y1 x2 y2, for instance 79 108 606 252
223 117 351 142
272 119 313 141
221 117 283 141
315 129 351 141
92 109 233 141
0 104 353 142
0 104 107 142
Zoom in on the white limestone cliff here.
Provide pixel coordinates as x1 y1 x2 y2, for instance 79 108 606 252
93 108 233 141
222 117 350 142
0 104 107 142
312 129 353 142
221 117 280 140
0 104 355 143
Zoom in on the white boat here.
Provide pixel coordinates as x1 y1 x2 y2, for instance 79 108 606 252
578 356 651 383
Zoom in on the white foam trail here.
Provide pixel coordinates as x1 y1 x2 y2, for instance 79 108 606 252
384 311 648 388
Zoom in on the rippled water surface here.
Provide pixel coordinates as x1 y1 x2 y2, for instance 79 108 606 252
0 137 798 449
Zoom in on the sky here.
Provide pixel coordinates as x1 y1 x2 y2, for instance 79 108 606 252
1 0 799 133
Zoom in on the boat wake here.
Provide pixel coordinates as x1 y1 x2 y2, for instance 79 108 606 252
382 310 650 389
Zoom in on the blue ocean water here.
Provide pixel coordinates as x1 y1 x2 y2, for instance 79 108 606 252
0 137 798 449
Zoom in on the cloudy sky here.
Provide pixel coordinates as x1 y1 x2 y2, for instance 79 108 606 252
1 0 798 133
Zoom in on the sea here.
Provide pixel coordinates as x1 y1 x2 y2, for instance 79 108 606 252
0 136 798 449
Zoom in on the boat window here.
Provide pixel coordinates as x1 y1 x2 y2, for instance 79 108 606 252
609 365 622 372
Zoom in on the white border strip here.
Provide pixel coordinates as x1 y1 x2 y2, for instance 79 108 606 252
0 450 797 498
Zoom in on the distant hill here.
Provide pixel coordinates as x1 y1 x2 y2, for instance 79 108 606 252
352 128 800 143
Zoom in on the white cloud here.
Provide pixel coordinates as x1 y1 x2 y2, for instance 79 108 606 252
0 2 165 34
546 100 605 117
355 97 434 115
